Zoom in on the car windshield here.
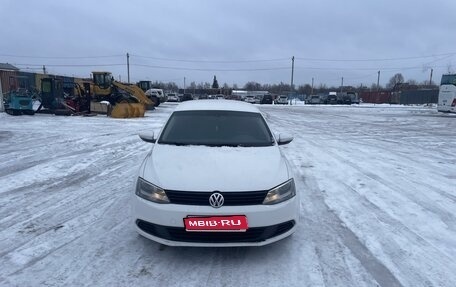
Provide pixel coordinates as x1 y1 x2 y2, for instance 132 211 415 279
158 110 274 147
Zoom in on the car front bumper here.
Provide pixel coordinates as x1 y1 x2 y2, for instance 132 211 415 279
132 194 299 247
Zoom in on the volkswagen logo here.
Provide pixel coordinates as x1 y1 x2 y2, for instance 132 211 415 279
209 192 224 208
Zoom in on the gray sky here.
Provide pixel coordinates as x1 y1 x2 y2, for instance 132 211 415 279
1 0 456 88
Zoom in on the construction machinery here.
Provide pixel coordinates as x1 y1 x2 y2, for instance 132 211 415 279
137 80 153 93
3 89 36 115
91 72 154 118
2 74 39 116
37 77 90 115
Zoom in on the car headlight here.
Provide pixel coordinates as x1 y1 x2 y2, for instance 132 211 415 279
263 179 296 205
135 177 170 203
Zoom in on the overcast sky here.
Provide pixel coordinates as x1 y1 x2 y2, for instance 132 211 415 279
1 0 456 88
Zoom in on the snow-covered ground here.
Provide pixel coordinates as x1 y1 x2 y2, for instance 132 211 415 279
0 103 455 287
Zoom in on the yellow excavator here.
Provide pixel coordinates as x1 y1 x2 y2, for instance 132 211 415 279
91 71 154 118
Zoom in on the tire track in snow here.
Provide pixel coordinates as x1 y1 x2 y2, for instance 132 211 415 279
323 144 456 229
262 106 409 286
0 144 144 264
293 163 403 287
261 106 456 286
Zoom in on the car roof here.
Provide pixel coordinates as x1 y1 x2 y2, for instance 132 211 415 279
174 99 261 113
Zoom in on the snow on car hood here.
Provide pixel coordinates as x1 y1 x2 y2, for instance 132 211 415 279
140 144 290 191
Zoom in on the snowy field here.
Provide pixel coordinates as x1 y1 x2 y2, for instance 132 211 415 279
0 103 455 287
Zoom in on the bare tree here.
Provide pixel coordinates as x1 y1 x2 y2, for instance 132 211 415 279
165 82 178 91
297 84 312 95
387 73 404 89
420 80 437 87
243 81 262 91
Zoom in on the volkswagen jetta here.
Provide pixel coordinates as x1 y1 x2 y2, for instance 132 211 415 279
132 100 299 246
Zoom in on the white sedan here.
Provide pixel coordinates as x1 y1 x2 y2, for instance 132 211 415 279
132 100 299 246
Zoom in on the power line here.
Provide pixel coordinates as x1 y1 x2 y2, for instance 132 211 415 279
295 52 456 62
294 64 449 71
14 63 125 67
0 53 124 59
11 62 451 73
130 54 289 63
2 51 455 63
131 63 290 72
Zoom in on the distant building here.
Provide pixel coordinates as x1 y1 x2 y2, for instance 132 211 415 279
0 63 20 94
0 63 19 71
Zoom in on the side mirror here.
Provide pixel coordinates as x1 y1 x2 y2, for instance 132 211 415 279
139 132 156 143
277 133 293 145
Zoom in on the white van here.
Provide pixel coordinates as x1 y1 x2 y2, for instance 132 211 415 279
145 88 167 106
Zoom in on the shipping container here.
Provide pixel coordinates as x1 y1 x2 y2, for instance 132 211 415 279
398 89 438 105
359 91 392 104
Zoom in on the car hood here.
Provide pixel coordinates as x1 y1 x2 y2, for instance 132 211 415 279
140 144 290 191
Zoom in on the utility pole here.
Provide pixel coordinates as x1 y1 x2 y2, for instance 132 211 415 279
429 68 433 86
311 77 314 95
377 70 381 92
290 56 295 92
184 77 186 94
127 53 130 84
42 65 46 75
340 77 344 93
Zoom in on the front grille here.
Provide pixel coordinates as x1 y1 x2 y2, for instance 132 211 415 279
136 219 295 243
165 190 269 206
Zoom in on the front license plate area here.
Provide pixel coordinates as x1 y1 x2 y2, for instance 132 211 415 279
184 215 248 232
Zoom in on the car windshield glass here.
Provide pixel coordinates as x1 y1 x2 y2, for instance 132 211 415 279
158 110 274 147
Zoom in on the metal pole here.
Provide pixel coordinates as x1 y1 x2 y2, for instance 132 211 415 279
184 77 186 93
291 56 295 91
341 77 344 93
127 53 130 84
43 65 46 75
377 71 381 91
429 68 433 86
311 77 314 95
